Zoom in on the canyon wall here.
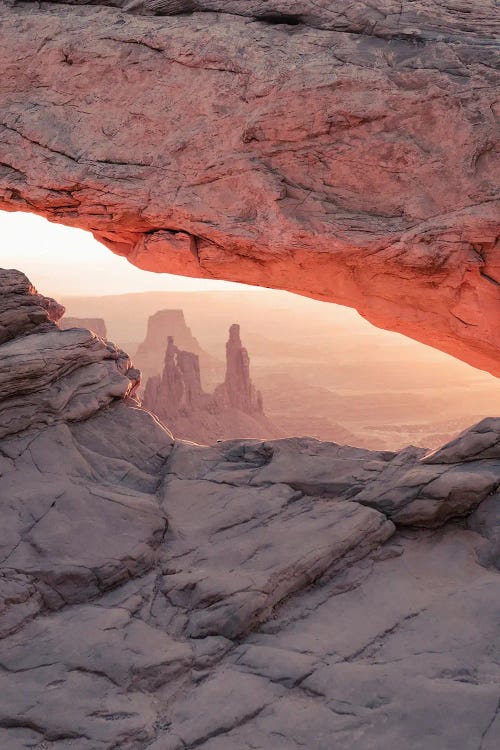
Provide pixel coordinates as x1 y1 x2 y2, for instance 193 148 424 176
0 1 498 375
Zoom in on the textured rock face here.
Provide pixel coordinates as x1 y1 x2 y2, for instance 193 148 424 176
0 268 64 344
0 268 174 639
0 270 140 439
134 309 214 382
143 325 273 443
60 315 108 339
0 1 499 375
0 269 499 749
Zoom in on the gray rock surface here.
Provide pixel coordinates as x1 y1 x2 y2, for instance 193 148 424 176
0 268 499 749
468 491 500 571
0 268 64 344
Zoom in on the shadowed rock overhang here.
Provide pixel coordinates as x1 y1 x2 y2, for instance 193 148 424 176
0 1 498 374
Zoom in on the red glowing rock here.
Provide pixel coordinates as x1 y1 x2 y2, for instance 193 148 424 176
0 2 498 375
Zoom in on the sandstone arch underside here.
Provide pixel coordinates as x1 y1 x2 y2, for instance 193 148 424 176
0 1 498 375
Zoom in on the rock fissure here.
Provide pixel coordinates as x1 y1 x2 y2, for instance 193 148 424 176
478 698 500 750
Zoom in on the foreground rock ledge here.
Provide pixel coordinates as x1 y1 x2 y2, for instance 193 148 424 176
0 268 499 749
1 1 499 375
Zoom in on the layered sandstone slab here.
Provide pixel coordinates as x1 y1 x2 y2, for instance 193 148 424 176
0 270 174 637
0 269 499 748
0 272 139 439
0 1 498 374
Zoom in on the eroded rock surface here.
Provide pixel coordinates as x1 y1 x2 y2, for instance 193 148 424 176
0 277 139 439
0 268 64 343
0 269 499 749
0 270 173 638
0 1 499 374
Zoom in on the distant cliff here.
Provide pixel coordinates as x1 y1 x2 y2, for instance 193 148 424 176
60 316 107 340
134 308 218 384
143 324 280 444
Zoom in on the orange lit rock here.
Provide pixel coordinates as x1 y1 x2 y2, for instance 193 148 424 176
0 2 498 375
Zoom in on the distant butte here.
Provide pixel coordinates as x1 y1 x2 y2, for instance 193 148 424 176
134 308 218 384
143 324 279 443
60 316 108 340
0 1 498 375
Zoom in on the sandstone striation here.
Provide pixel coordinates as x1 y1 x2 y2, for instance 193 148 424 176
0 268 499 749
0 268 64 344
0 272 140 439
143 324 276 443
60 315 108 339
0 1 499 374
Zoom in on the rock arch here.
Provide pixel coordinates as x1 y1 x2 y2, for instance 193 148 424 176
0 0 498 375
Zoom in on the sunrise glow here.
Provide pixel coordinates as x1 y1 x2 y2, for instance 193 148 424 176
0 211 247 297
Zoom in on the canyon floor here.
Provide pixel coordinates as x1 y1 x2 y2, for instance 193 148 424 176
0 269 499 750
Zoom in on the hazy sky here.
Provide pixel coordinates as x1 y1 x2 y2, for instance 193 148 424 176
0 211 247 297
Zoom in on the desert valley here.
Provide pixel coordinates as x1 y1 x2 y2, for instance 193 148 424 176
60 288 500 450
